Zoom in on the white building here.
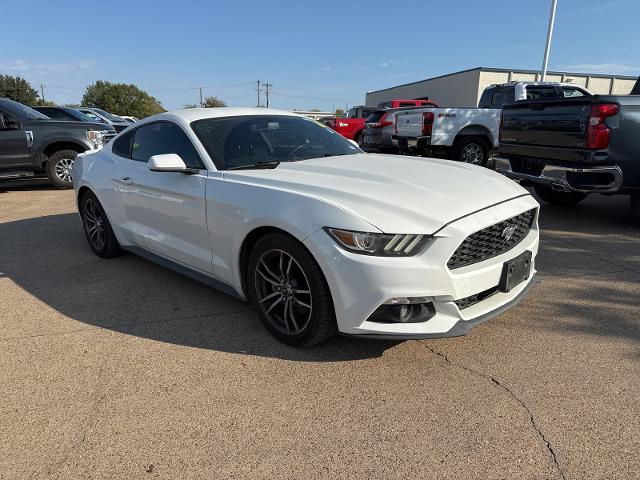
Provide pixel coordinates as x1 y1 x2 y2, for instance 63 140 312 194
365 67 637 108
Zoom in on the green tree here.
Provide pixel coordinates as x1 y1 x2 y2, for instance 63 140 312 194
81 81 165 118
335 108 344 117
0 75 39 105
203 96 226 108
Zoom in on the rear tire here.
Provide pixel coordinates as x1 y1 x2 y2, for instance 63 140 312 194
452 136 488 166
534 186 588 206
46 149 78 189
247 233 337 346
631 191 640 226
79 191 122 258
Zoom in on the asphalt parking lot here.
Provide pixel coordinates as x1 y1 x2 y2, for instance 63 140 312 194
1 180 639 480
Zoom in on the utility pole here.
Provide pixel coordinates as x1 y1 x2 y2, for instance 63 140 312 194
263 82 273 108
40 84 45 104
540 0 558 82
199 87 204 107
256 80 261 107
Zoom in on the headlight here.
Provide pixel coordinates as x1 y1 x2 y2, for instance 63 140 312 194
324 227 431 256
86 129 104 148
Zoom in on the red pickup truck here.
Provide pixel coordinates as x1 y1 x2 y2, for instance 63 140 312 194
332 100 437 143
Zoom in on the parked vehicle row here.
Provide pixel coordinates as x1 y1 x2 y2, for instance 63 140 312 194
330 100 436 144
73 107 540 346
0 98 116 188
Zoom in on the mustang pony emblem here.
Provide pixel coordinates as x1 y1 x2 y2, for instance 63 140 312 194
502 225 517 242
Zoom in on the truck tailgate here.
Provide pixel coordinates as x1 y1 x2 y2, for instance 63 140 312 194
501 100 591 149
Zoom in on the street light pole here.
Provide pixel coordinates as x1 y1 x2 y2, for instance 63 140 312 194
540 0 558 82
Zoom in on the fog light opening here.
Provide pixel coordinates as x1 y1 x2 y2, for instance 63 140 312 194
369 298 436 324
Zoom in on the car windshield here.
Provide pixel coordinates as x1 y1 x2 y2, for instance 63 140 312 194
3 100 50 120
93 108 125 123
191 115 361 170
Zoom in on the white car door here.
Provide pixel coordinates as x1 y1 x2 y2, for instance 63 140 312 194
120 121 213 274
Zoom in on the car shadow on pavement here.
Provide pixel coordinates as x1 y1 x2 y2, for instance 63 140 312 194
530 192 640 350
0 213 399 362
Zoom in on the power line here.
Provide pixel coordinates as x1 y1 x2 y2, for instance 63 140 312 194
263 82 273 108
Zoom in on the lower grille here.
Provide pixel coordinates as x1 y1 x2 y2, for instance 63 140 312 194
455 286 499 310
448 208 536 270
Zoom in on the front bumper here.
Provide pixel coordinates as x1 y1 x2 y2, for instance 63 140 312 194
303 195 540 338
495 157 623 193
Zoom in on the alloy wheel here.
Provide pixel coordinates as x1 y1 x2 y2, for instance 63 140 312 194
254 249 313 335
461 143 484 164
83 197 106 251
54 158 74 183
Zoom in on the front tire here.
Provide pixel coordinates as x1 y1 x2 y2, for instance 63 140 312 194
79 191 122 258
47 149 79 189
453 136 488 166
247 233 337 346
534 186 588 206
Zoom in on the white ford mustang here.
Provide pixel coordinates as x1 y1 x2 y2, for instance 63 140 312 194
73 108 539 345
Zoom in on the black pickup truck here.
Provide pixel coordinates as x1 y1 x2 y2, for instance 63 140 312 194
495 95 640 223
0 98 116 188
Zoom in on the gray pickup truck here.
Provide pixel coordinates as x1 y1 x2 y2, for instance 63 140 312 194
495 94 640 223
0 98 116 188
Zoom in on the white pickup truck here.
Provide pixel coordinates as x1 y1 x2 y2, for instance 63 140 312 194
392 81 592 166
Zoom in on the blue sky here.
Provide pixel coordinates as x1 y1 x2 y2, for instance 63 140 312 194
1 0 638 111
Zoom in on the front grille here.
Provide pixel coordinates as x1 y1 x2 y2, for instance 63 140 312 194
447 208 536 270
455 286 499 310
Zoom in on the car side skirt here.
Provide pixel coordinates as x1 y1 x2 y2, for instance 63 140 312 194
124 246 244 300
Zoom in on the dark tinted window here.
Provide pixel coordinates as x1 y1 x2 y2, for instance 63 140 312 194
526 86 559 100
398 102 415 107
192 115 359 170
562 87 587 98
366 111 386 123
112 130 134 158
42 108 75 120
378 101 392 108
131 122 203 168
491 90 509 107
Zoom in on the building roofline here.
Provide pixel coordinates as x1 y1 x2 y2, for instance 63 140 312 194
366 66 638 95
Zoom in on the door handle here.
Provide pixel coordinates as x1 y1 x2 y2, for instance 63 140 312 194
113 176 133 185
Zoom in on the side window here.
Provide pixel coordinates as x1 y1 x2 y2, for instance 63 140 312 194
399 102 415 107
131 122 203 168
526 87 559 100
48 110 74 120
562 87 587 98
490 90 507 107
0 109 20 130
112 129 134 158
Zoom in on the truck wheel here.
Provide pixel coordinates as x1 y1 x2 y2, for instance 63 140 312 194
453 137 488 166
534 186 588 206
631 191 640 225
46 149 78 189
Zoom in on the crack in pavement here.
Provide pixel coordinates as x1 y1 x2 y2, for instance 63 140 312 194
419 341 567 480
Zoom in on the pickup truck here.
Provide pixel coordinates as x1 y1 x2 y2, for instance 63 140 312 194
392 107 501 165
332 100 436 143
0 98 116 188
392 82 592 165
494 95 640 223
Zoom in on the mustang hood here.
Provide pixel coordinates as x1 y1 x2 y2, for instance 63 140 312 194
225 154 530 233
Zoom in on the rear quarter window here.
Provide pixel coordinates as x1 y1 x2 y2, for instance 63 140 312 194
112 130 134 158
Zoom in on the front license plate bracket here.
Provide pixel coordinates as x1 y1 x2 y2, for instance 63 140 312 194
499 250 532 293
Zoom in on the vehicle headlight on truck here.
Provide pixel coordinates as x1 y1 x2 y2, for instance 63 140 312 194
86 129 105 149
324 228 431 256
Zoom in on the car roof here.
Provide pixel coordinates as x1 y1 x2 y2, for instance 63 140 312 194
144 107 302 124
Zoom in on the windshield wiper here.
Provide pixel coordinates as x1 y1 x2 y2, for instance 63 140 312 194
227 161 280 171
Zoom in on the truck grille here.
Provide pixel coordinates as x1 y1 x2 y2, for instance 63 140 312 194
447 209 536 270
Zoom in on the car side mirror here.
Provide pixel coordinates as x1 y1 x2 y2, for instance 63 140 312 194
148 153 198 174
